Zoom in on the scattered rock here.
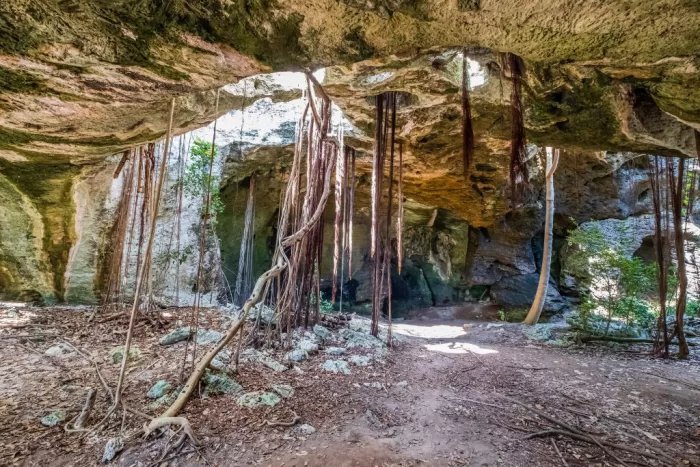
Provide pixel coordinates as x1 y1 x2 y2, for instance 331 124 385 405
202 372 243 398
297 423 316 435
326 347 346 356
102 437 124 463
237 391 281 408
394 380 408 387
146 380 172 399
44 343 76 358
524 324 553 341
109 346 140 364
350 355 372 366
242 349 288 372
363 382 385 389
313 324 329 340
297 339 319 354
196 329 224 345
211 351 231 370
159 327 192 345
285 349 308 362
41 410 66 427
271 384 294 398
340 328 384 349
321 359 351 375
249 303 275 325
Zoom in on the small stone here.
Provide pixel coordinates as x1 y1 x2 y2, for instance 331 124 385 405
349 355 372 366
271 384 294 398
41 410 66 427
196 329 224 345
109 346 140 364
297 423 316 435
313 324 329 340
321 359 351 375
285 349 308 362
236 391 281 408
146 380 172 399
44 343 76 358
202 372 243 398
102 437 124 463
363 382 385 389
394 380 408 387
159 327 192 345
326 347 346 356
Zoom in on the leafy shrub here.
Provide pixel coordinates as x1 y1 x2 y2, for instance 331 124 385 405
184 138 224 223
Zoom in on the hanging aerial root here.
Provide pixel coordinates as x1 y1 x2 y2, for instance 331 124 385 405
500 52 528 203
462 48 475 177
348 148 356 279
397 142 404 274
332 144 346 304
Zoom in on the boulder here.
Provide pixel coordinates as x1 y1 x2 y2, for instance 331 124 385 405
102 437 124 464
271 384 294 398
297 423 316 435
196 329 224 345
211 351 231 370
159 327 192 346
146 380 172 399
236 391 281 408
242 349 287 371
349 355 372 366
312 324 329 340
321 359 351 375
297 339 319 354
44 343 76 358
285 349 308 362
202 372 243 398
490 273 566 313
340 328 384 349
109 346 140 364
325 347 346 356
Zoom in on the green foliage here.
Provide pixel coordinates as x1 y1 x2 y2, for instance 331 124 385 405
687 300 700 317
566 222 656 335
184 138 223 223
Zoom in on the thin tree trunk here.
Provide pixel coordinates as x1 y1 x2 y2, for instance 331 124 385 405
670 157 690 358
524 148 559 325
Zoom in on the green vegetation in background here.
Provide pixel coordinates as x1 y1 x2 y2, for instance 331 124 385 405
184 138 224 224
566 221 656 335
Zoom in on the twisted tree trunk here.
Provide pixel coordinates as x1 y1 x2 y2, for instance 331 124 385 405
524 147 559 325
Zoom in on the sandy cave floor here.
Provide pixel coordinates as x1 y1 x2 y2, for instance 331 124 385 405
1 305 700 467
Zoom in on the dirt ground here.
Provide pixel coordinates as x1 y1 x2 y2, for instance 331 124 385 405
1 304 699 467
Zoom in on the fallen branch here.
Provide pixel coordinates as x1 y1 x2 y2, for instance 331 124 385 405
144 417 198 446
497 394 630 467
579 335 696 346
156 258 285 420
551 438 569 467
65 388 96 432
522 430 674 466
259 411 300 428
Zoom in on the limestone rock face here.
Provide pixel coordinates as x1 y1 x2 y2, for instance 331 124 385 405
490 274 566 314
2 2 699 312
